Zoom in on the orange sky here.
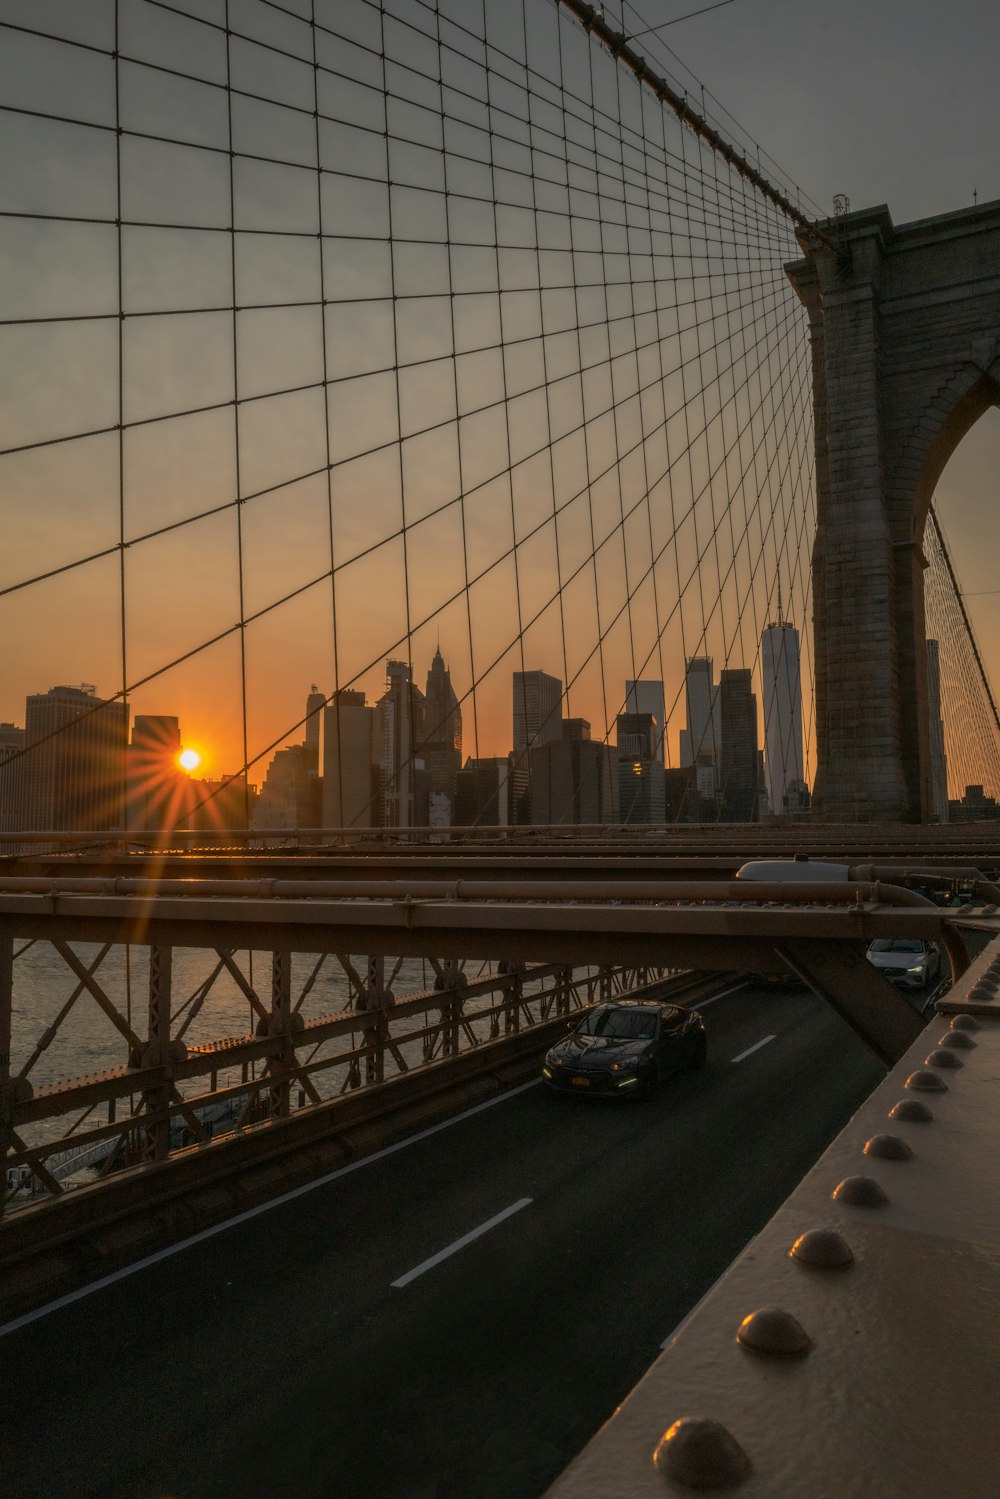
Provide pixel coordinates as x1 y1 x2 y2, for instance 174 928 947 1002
2 2 997 797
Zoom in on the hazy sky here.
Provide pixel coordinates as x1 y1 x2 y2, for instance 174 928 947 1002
0 0 996 792
615 0 1000 682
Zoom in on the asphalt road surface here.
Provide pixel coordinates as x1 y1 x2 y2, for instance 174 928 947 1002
1 981 885 1499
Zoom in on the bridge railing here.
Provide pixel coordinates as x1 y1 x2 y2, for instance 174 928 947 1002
3 870 996 1226
1 920 674 1219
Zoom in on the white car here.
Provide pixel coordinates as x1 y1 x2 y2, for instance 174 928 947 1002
866 938 940 990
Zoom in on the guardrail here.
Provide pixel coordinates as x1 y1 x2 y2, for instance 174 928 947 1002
2 940 684 1223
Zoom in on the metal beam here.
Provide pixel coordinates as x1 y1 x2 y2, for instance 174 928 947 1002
776 940 926 1064
0 892 989 972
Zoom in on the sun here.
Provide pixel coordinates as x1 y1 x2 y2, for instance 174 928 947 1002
178 748 201 772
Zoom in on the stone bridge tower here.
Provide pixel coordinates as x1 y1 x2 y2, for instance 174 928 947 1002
787 202 1000 821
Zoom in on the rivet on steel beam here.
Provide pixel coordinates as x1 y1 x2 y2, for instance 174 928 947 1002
653 1417 752 1489
736 1306 812 1358
905 1069 948 1093
925 1048 963 1070
949 1014 980 1032
938 1030 976 1050
789 1228 854 1268
863 1134 912 1161
832 1176 888 1207
888 1099 933 1122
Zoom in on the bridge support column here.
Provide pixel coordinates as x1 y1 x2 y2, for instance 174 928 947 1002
267 951 292 1118
787 200 1000 821
143 945 173 1162
363 956 389 1085
789 220 911 820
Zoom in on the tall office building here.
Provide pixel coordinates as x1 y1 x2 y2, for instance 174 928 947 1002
187 774 256 832
926 638 948 824
616 712 665 824
718 669 759 822
529 721 618 826
625 680 666 765
761 607 804 817
0 723 25 833
254 744 320 829
455 756 513 827
512 669 562 823
420 647 462 817
304 685 326 774
376 660 426 828
513 670 562 762
323 689 377 831
18 684 128 832
127 714 189 832
679 657 719 775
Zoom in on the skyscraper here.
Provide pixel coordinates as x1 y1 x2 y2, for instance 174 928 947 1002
512 669 562 823
323 690 377 832
420 647 462 818
616 712 666 824
0 723 25 834
255 746 320 829
761 603 804 817
679 657 719 775
529 720 618 826
718 669 759 822
304 685 326 774
512 670 562 762
455 756 514 828
376 660 426 828
625 680 666 765
926 638 948 823
127 714 188 832
18 685 128 832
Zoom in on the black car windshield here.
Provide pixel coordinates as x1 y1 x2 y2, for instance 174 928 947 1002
869 939 925 954
578 1007 656 1039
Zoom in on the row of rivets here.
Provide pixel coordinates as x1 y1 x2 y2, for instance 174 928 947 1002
653 1010 982 1488
938 1030 975 1050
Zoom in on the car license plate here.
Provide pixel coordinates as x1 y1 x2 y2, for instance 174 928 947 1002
570 1075 590 1087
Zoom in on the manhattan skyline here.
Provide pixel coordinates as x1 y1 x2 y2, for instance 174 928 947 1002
0 2 996 799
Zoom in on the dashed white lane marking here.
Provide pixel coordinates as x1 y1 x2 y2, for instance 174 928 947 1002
1 978 757 1338
392 1199 533 1289
693 979 750 1011
0 1080 542 1341
730 1034 776 1064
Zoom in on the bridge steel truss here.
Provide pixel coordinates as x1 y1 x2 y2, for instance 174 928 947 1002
1 876 996 1217
0 931 665 1220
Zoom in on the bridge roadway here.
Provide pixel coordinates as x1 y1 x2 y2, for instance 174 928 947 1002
0 982 885 1499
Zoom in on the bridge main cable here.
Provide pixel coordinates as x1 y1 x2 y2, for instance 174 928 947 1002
557 0 838 252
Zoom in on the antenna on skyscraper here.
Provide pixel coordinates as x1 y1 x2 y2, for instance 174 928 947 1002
776 569 783 626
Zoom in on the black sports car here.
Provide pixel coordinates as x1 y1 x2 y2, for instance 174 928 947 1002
542 1001 706 1098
